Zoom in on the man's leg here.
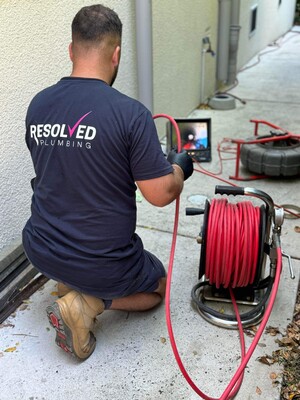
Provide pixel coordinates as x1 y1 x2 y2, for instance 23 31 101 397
109 277 166 311
57 277 166 311
50 277 166 358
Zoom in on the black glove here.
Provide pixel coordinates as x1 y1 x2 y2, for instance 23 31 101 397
167 150 194 180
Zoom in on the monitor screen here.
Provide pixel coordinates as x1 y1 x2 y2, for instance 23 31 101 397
167 118 211 162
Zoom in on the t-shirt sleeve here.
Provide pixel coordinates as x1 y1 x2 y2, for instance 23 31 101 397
129 110 173 181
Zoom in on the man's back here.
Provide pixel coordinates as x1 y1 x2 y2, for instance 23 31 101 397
23 77 172 296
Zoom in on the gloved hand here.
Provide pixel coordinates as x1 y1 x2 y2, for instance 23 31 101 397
167 149 194 180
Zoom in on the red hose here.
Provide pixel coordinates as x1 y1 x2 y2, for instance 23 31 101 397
153 114 282 399
205 199 260 289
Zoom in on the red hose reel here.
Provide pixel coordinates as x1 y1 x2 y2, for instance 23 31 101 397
188 185 291 328
154 114 295 398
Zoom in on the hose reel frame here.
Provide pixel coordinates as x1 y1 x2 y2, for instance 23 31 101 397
190 185 279 329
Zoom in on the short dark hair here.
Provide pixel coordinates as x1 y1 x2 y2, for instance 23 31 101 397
72 4 122 43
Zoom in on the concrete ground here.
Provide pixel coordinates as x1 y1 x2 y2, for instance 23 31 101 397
0 29 300 400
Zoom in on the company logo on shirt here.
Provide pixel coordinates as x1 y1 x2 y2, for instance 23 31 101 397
29 111 96 149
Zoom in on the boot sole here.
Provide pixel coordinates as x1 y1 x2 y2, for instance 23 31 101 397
46 302 96 361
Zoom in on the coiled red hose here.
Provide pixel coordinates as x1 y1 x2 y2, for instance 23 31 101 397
206 199 260 289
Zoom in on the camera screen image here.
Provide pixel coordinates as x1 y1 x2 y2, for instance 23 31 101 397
167 118 211 162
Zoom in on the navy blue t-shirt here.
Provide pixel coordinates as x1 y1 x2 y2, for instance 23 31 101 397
22 77 173 298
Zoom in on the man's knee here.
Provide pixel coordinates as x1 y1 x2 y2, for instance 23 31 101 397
154 276 167 299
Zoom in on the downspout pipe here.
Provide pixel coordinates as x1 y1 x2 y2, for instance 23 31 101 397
228 0 241 85
216 0 231 84
216 0 241 85
231 0 240 24
135 0 153 113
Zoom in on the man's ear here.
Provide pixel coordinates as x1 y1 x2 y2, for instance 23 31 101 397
112 45 121 67
68 42 74 62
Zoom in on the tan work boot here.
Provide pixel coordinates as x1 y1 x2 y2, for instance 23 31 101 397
57 282 72 297
46 290 105 360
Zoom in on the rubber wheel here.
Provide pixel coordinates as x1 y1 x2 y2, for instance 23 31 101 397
240 135 300 176
208 94 236 110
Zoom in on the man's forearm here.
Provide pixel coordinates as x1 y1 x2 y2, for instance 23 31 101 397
136 165 184 207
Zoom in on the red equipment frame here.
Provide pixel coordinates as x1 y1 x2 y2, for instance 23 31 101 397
229 119 300 181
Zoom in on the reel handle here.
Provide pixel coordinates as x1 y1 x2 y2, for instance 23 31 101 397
186 208 205 216
215 185 245 196
215 185 275 215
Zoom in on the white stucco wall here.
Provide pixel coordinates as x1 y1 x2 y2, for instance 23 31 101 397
237 0 297 69
152 0 218 123
0 0 137 251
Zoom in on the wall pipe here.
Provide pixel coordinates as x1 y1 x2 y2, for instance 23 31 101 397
228 0 241 85
200 37 215 104
231 0 240 25
200 47 206 105
135 0 153 113
216 0 231 83
216 0 241 85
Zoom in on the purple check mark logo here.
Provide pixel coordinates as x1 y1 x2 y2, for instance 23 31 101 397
68 111 92 137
